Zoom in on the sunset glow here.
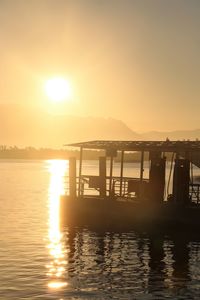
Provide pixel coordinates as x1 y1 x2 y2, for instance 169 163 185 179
48 281 68 289
47 160 69 290
45 77 72 102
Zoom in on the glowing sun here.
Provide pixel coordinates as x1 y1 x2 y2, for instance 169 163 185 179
45 77 72 102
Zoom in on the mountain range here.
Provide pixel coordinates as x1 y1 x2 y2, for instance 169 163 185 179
1 105 199 147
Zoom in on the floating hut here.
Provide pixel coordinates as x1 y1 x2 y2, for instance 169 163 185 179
60 140 200 229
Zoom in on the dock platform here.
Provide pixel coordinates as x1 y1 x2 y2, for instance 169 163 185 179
60 140 200 228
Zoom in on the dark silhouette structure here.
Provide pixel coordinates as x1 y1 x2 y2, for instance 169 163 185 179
60 140 200 228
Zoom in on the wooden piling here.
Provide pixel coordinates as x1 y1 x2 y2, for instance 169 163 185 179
173 159 190 205
149 152 166 203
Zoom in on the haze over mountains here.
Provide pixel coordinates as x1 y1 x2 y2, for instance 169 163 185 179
1 105 200 148
140 129 200 141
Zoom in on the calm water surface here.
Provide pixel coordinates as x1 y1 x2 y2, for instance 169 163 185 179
0 160 200 300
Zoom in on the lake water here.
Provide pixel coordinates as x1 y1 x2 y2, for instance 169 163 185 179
0 160 200 300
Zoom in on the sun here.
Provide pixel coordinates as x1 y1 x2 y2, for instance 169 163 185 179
45 77 72 102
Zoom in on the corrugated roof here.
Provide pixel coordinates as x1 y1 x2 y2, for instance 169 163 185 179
66 140 200 152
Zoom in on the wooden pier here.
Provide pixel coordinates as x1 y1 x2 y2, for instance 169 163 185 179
60 140 200 229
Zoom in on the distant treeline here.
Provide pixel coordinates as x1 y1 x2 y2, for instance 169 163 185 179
0 146 105 160
0 146 173 162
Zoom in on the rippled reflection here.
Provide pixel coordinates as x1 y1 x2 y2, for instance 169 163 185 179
46 160 68 290
44 159 200 298
61 228 200 299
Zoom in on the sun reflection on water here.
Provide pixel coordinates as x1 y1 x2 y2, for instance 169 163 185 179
46 160 69 290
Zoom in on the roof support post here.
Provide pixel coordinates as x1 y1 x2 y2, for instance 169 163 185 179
139 150 144 200
120 150 124 197
140 150 144 183
69 157 76 198
78 147 83 197
109 155 114 197
99 156 106 197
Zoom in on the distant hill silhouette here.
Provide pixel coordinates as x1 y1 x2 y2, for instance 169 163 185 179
1 104 199 147
0 104 139 147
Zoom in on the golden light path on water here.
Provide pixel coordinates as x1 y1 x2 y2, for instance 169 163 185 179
46 160 69 290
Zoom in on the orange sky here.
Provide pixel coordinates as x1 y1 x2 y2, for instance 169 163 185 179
0 0 200 132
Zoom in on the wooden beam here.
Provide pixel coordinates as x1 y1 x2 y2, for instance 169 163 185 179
109 155 114 197
99 156 106 197
120 150 124 196
140 150 144 182
78 147 83 197
69 157 76 198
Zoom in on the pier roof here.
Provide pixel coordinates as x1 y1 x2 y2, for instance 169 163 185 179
67 140 200 153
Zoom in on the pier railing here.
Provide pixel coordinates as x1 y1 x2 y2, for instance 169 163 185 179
64 174 200 204
189 184 200 204
64 175 149 199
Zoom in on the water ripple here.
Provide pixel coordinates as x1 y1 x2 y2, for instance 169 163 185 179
0 160 200 300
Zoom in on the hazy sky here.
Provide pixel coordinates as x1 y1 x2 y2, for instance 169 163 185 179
1 0 200 131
